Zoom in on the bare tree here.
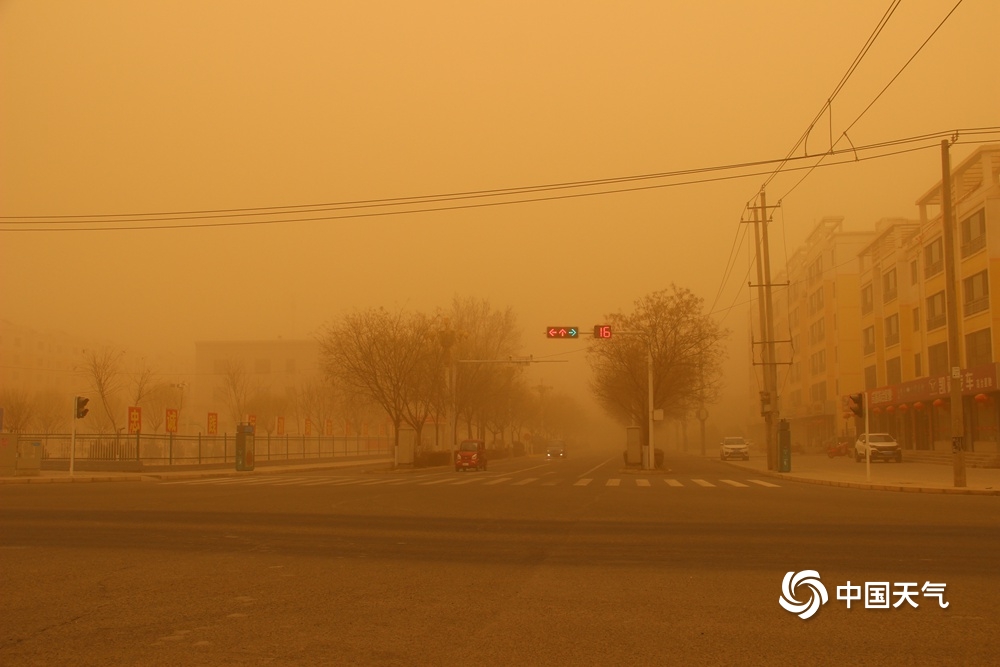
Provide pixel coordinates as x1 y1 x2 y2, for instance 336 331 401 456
141 383 175 433
220 358 254 430
32 390 68 434
0 388 33 433
319 307 435 448
84 347 126 434
588 285 727 448
127 358 155 410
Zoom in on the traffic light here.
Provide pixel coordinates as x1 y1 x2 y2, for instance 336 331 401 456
546 327 579 339
75 396 90 419
593 325 612 339
848 392 865 419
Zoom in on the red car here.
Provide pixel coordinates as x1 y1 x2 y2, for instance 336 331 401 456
455 439 487 472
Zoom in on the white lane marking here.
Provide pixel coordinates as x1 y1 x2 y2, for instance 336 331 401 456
354 478 396 485
418 478 454 485
579 455 620 479
635 479 651 487
450 477 486 485
748 479 780 487
541 481 558 486
574 478 593 486
516 463 562 474
664 479 683 487
512 478 538 486
720 479 749 487
691 479 716 487
483 477 512 485
161 477 249 485
326 478 369 486
606 479 621 487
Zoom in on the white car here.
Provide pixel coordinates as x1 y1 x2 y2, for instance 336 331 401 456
720 436 750 461
854 433 902 463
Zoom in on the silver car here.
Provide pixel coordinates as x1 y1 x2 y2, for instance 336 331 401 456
720 436 750 461
854 433 902 463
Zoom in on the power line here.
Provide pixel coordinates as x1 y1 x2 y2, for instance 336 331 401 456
5 129 997 233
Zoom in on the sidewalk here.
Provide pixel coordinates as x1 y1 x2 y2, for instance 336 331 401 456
722 453 1000 495
0 457 393 485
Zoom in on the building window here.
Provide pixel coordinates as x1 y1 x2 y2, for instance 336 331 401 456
862 326 876 356
884 314 900 347
926 291 946 330
808 288 825 315
963 269 989 317
924 238 944 278
960 208 986 258
966 328 992 368
882 268 898 303
910 259 919 285
809 319 826 345
912 307 920 332
864 365 877 390
928 342 949 376
886 357 902 386
861 283 874 315
810 381 827 403
810 350 826 375
807 256 823 284
914 353 922 377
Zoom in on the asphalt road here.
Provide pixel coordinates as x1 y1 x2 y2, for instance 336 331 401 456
2 450 998 666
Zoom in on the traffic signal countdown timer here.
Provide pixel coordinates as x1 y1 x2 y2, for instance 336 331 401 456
75 396 90 419
546 326 613 338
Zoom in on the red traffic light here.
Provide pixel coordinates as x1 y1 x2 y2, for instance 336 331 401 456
546 327 579 338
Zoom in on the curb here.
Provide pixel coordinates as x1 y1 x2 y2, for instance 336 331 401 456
721 460 1000 496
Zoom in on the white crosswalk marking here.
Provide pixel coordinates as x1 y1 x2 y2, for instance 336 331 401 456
574 478 593 486
635 479 651 487
719 480 749 487
418 478 454 485
691 479 716 487
606 479 621 487
664 479 683 487
512 478 538 486
450 477 484 485
748 479 780 487
483 477 511 485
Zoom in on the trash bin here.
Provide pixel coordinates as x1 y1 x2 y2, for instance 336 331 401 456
778 419 791 473
235 423 255 471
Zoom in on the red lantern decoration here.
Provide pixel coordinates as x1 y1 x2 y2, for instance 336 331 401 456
974 393 989 404
873 406 882 415
914 401 925 411
898 404 908 412
885 405 895 413
933 398 946 408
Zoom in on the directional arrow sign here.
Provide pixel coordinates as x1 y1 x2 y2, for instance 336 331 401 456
546 327 579 339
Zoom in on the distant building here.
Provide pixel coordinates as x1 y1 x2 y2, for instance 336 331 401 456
192 339 322 434
769 217 875 450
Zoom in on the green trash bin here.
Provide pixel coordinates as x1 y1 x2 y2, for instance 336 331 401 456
778 420 791 473
235 423 255 471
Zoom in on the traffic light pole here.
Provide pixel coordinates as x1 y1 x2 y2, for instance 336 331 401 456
70 397 77 477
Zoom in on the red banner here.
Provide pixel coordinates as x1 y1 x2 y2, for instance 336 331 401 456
325 419 333 436
276 416 285 436
207 412 218 435
128 406 142 434
305 419 313 436
165 408 178 434
248 414 257 432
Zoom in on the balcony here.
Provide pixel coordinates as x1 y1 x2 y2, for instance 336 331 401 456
882 288 897 303
924 261 943 278
885 332 900 347
964 296 989 317
863 342 875 356
961 234 986 258
927 313 946 331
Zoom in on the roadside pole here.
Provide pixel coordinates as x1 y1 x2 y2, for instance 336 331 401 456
865 391 871 482
646 348 654 471
70 398 76 477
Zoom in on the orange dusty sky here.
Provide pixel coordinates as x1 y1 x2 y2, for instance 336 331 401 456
2 0 998 428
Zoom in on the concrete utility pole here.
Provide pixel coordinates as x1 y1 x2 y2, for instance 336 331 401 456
760 190 780 470
940 140 967 487
751 195 778 470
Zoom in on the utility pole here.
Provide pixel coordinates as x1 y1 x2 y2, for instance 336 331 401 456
760 190 780 470
940 139 967 487
751 195 777 470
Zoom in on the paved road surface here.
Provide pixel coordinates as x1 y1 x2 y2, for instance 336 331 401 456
2 451 998 666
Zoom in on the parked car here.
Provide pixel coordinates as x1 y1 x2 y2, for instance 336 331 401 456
854 433 902 463
455 439 487 471
720 436 750 461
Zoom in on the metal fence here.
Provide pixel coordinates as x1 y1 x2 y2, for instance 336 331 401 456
18 432 391 466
